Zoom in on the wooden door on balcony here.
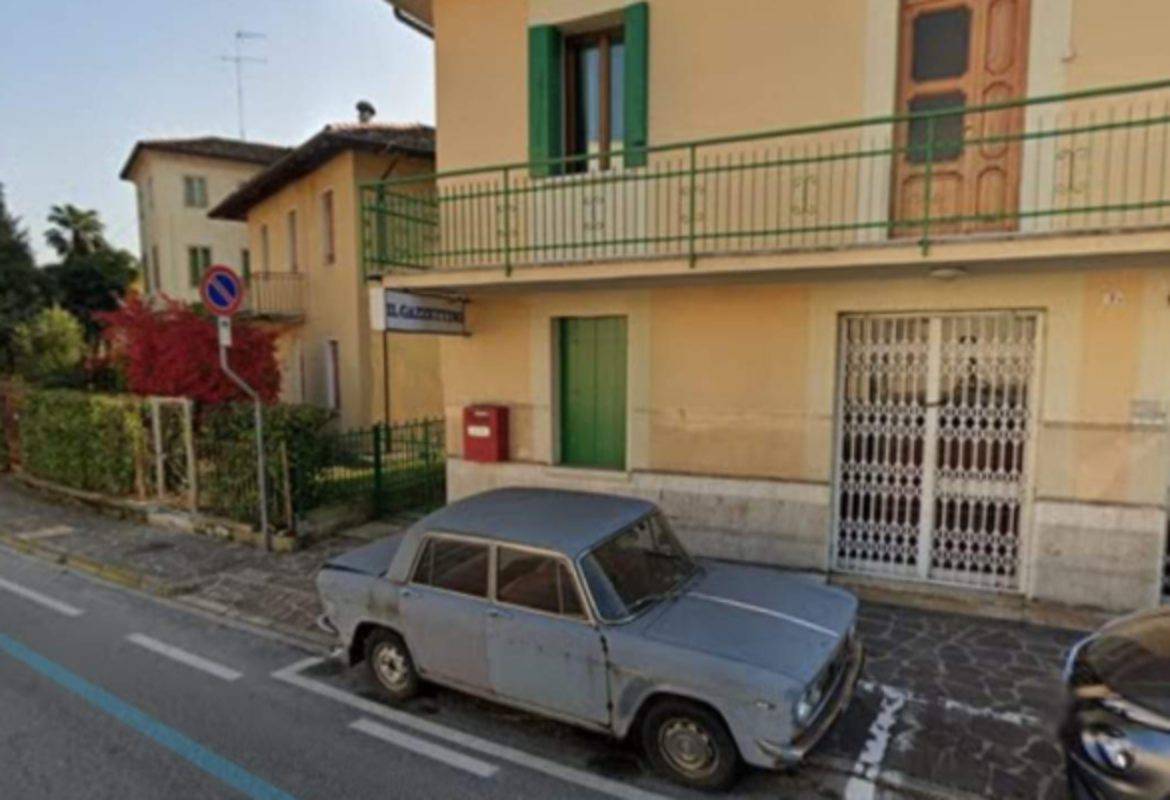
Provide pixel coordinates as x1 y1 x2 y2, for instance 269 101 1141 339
892 0 1030 236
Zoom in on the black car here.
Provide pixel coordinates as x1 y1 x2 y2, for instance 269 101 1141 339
1062 608 1170 799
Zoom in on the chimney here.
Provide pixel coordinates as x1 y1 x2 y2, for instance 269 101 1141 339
356 100 376 124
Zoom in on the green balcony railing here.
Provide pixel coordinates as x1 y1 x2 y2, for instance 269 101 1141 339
361 78 1170 277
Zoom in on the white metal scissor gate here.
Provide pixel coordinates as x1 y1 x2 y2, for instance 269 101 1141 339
833 311 1041 592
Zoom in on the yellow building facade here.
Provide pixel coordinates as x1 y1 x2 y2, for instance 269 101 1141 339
376 0 1170 612
212 124 442 428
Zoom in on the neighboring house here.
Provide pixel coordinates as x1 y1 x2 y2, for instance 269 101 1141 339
370 0 1170 615
210 121 441 429
120 137 290 302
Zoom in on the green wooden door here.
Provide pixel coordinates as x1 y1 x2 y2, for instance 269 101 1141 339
560 317 627 469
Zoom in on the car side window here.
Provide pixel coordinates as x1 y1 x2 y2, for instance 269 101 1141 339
411 537 489 598
496 547 586 619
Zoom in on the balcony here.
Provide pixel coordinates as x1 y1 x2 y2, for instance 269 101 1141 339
240 272 306 321
361 79 1170 285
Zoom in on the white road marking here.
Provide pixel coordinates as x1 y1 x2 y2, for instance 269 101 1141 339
0 577 84 617
350 718 500 778
126 634 243 682
843 684 908 800
859 680 1041 727
16 525 75 541
273 658 671 800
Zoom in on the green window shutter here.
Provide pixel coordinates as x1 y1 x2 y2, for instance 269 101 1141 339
623 2 650 168
528 25 563 178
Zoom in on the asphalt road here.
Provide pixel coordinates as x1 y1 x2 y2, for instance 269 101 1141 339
0 546 897 800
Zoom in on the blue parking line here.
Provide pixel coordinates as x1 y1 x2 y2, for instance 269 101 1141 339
0 632 297 800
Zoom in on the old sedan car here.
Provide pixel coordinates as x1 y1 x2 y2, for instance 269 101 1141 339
1062 607 1170 799
316 488 863 790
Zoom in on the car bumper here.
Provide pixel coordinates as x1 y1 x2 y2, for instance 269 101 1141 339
757 636 865 766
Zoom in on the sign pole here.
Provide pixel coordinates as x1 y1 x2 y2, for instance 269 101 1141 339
203 265 270 551
218 335 269 550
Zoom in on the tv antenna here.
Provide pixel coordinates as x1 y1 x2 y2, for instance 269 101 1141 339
221 31 267 140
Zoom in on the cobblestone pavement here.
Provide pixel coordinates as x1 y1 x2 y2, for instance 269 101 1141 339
0 477 1086 798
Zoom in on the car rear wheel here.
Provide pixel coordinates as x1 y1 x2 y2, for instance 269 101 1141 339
641 698 740 791
364 629 419 703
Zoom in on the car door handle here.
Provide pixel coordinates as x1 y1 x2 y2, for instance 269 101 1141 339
486 608 511 620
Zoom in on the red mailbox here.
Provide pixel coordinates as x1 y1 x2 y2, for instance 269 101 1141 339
463 405 509 462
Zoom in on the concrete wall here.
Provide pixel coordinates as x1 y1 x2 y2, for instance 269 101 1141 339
127 151 263 302
244 149 443 428
439 261 1170 611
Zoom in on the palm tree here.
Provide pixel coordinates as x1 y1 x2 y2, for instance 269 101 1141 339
45 204 107 259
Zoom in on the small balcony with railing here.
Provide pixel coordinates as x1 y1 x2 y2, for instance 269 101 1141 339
361 79 1170 287
239 272 307 321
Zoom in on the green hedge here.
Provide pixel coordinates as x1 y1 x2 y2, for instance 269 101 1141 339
196 403 335 526
19 389 146 495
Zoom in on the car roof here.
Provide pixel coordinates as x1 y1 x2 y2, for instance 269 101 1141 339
413 488 657 556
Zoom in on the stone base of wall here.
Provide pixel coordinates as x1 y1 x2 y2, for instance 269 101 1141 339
447 458 831 570
1030 499 1167 612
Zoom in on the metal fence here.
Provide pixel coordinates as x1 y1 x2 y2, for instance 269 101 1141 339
362 78 1170 276
293 418 446 519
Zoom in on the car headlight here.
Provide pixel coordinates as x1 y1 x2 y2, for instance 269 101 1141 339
795 683 824 726
1080 725 1135 773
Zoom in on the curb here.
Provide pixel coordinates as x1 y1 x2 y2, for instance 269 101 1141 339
0 531 331 653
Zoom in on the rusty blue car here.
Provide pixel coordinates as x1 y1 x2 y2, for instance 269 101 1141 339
316 488 863 789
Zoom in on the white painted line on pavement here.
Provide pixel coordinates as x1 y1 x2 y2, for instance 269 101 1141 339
126 634 243 682
843 684 908 800
350 718 500 778
273 658 671 800
0 577 84 617
859 680 1042 727
16 525 75 541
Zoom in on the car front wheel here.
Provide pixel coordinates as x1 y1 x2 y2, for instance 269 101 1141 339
641 698 741 791
364 629 419 703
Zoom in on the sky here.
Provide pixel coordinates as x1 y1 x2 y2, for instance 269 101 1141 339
0 0 435 263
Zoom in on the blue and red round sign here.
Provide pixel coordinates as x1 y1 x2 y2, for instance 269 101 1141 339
199 265 245 317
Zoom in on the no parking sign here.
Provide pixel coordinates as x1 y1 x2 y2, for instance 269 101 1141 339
199 265 245 317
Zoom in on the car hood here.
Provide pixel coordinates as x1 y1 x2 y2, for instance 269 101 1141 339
1081 608 1170 719
321 535 404 577
641 560 857 683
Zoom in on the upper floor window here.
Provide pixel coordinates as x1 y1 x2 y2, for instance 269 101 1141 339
527 3 648 178
240 248 251 281
565 29 624 172
287 210 299 273
183 176 208 208
320 190 335 265
260 224 270 271
150 244 160 293
187 245 211 287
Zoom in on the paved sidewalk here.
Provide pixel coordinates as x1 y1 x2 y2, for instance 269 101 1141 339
0 477 410 646
0 476 1085 798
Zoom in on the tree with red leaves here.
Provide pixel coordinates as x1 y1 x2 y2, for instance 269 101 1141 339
99 295 280 404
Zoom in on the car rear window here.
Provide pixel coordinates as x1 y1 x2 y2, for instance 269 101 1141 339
412 537 489 598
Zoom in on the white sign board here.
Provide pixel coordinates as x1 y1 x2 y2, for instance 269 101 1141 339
369 288 467 336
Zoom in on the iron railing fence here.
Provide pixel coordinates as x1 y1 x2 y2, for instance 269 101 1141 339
293 418 445 517
242 272 306 319
361 78 1170 277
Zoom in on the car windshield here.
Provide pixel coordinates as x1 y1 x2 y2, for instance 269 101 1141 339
580 513 698 623
1081 613 1170 718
